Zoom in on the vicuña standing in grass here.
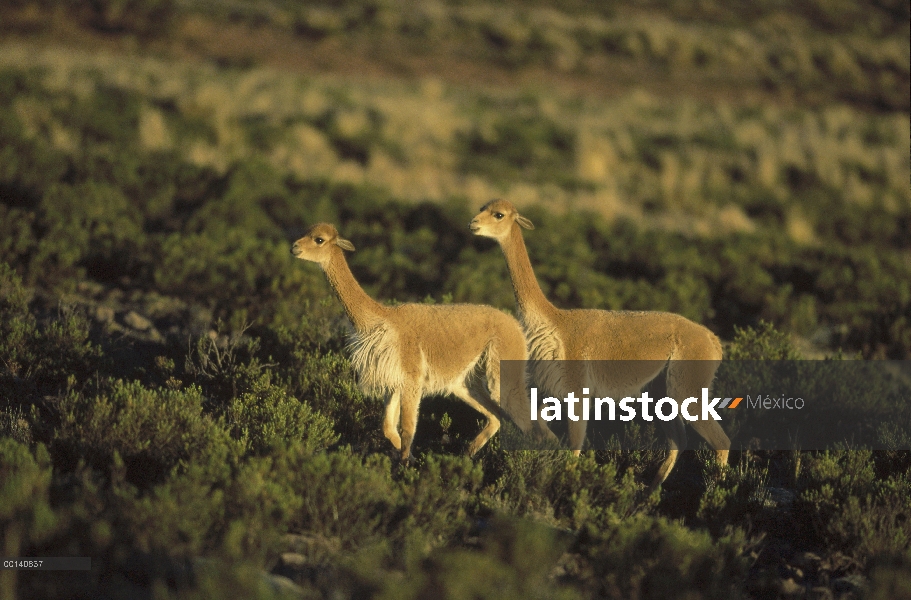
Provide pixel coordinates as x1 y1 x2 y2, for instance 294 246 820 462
470 200 730 489
292 223 546 461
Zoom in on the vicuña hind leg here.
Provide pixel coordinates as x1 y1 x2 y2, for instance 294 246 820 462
568 420 587 457
535 420 557 441
667 358 731 469
651 417 687 490
652 449 679 490
450 384 500 457
493 354 558 444
690 420 730 467
383 390 402 450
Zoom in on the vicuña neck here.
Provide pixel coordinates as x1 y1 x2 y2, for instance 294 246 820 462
499 225 557 319
323 250 388 331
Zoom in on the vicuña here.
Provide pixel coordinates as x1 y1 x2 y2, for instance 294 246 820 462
470 200 730 488
292 223 549 462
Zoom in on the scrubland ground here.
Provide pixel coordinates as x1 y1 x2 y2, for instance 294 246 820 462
1 1 909 598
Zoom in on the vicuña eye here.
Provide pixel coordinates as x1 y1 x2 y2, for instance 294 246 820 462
315 237 324 244
494 212 504 219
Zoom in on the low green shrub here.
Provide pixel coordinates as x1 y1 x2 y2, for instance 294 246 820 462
796 450 911 558
379 515 580 600
0 440 56 554
34 181 145 283
282 346 385 451
724 320 803 361
398 454 484 544
576 515 750 600
279 450 481 556
226 372 338 457
696 452 771 537
457 102 578 186
0 263 103 397
53 380 238 486
154 230 317 327
481 449 651 529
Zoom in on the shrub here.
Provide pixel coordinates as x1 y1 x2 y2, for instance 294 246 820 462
382 515 581 600
33 181 144 282
576 515 750 600
283 347 386 451
696 452 771 537
0 440 56 555
0 440 57 600
53 380 239 486
225 372 338 457
116 441 314 562
0 405 32 446
457 103 578 186
481 449 651 529
182 323 276 400
796 450 911 558
0 205 39 271
154 229 318 327
0 262 103 397
398 454 483 543
725 320 802 361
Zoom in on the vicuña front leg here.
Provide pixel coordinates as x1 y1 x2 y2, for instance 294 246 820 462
383 390 402 451
399 384 422 463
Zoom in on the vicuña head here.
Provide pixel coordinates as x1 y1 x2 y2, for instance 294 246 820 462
292 223 355 265
292 222 552 462
470 200 730 490
469 199 534 241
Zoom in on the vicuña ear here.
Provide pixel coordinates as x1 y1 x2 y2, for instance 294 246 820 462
516 214 535 230
336 238 355 251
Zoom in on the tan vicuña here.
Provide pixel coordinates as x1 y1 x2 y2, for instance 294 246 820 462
470 200 730 489
292 223 547 461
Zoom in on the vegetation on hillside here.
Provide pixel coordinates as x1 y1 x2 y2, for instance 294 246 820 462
1 1 909 598
0 53 907 356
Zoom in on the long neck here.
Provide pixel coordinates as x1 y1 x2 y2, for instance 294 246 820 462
499 225 557 320
322 250 388 331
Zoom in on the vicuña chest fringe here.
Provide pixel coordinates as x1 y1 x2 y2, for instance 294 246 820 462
347 325 405 397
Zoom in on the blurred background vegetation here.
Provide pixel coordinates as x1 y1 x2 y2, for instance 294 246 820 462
1 0 909 598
